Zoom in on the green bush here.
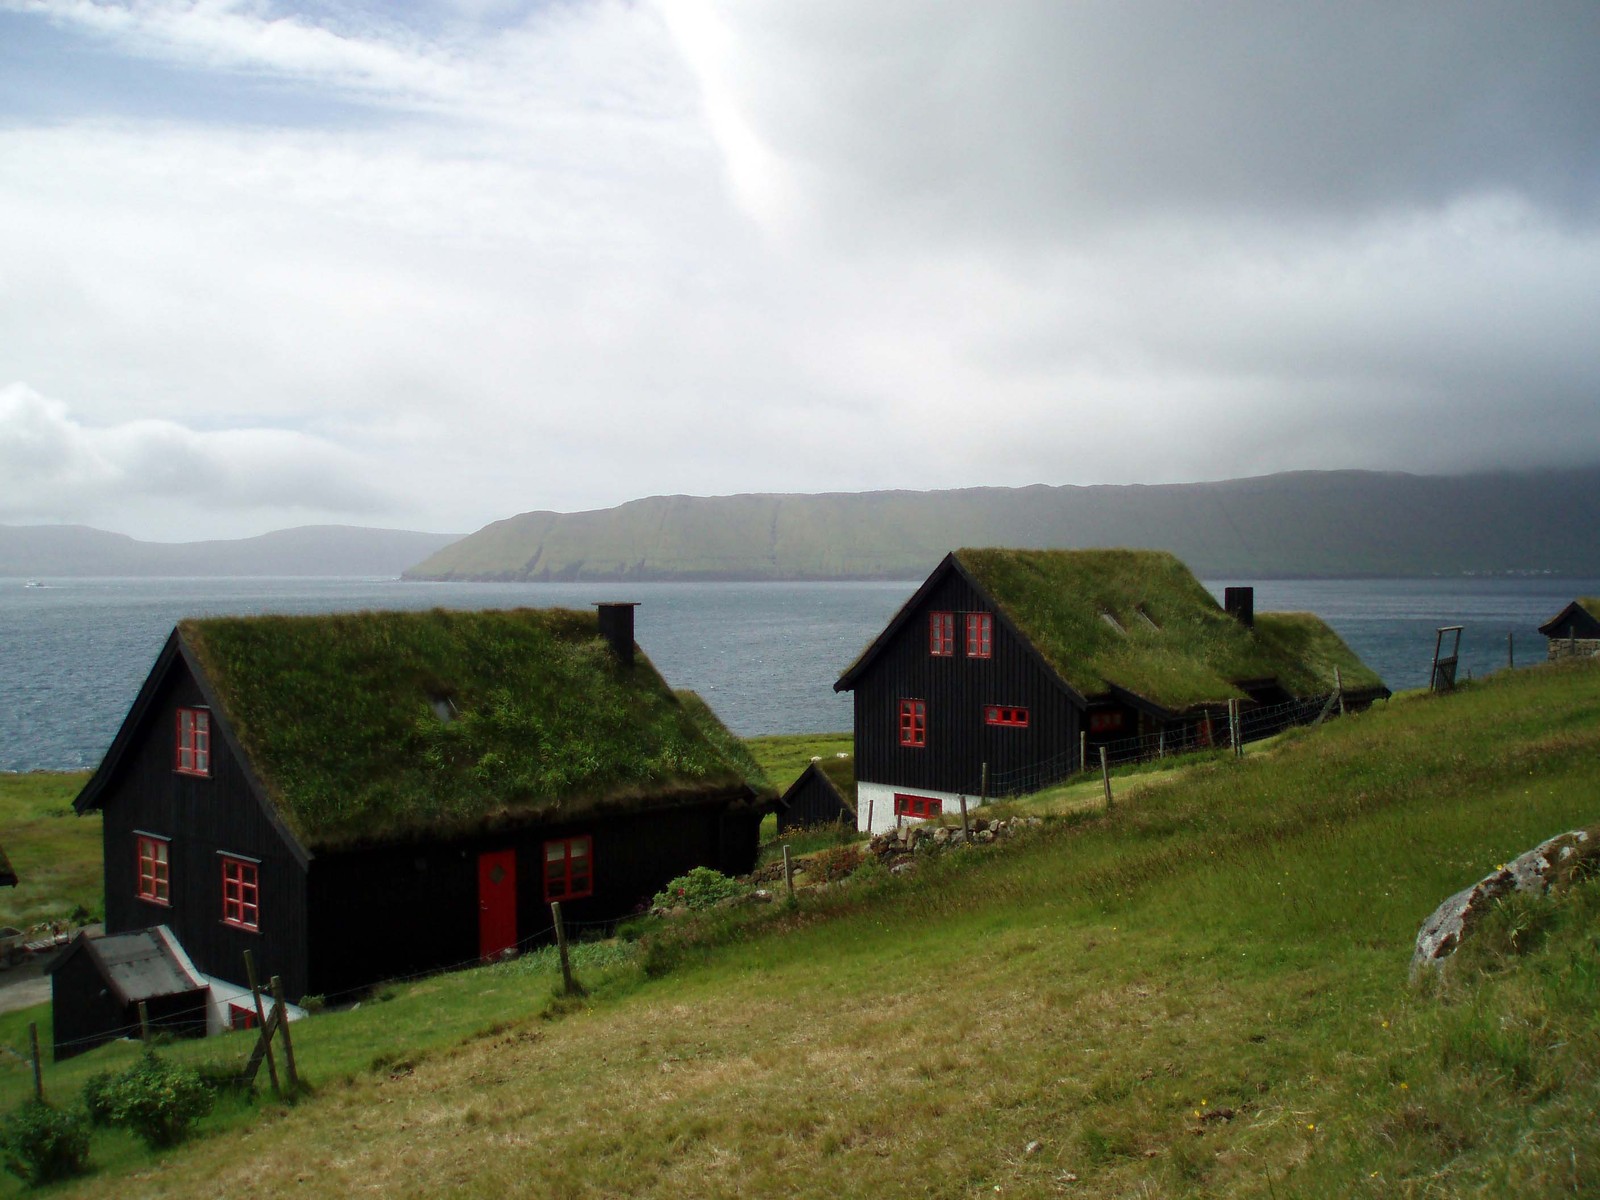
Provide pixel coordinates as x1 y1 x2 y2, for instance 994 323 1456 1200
81 1070 117 1127
91 1049 215 1148
652 867 746 911
0 1101 92 1186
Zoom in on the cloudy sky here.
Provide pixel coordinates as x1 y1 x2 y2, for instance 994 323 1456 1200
2 1 1598 541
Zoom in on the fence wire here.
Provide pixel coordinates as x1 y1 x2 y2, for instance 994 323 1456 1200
986 690 1342 797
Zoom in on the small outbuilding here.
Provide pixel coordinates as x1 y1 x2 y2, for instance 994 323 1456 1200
1538 598 1600 661
0 843 14 888
47 926 209 1060
773 756 857 834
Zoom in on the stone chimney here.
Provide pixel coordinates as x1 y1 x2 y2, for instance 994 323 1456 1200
1224 586 1255 628
594 602 640 665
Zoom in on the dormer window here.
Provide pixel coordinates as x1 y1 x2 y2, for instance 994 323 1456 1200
965 613 993 659
175 708 211 777
928 612 954 657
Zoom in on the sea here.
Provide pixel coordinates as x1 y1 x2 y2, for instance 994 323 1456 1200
2 575 1595 775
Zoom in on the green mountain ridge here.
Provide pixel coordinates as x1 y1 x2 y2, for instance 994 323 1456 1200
406 465 1600 581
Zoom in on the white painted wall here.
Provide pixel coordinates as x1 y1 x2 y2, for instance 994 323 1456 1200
855 781 978 835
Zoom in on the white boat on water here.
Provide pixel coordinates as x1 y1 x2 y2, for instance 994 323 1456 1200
23 580 43 588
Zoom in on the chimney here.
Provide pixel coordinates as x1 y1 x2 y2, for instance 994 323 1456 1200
1224 587 1255 628
594 602 640 666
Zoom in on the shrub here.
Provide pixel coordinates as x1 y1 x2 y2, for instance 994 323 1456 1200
81 1071 117 1127
809 844 864 883
0 1101 91 1186
93 1050 215 1149
652 867 745 911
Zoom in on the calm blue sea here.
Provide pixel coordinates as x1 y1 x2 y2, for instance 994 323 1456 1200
1 575 1594 773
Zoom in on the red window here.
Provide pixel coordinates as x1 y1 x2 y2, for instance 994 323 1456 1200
928 611 954 656
965 613 993 658
175 708 211 777
229 1003 258 1031
543 836 594 902
221 856 259 931
898 699 927 747
1089 711 1125 734
894 794 943 820
136 835 170 905
985 705 1029 727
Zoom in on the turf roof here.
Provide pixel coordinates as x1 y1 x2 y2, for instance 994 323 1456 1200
953 548 1384 711
179 608 769 851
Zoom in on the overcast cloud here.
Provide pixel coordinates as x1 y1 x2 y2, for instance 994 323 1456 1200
1 1 1596 540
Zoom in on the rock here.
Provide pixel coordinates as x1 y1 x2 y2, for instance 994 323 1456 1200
976 829 995 844
972 817 990 833
1412 829 1595 975
891 861 918 876
933 826 952 846
1025 1140 1043 1156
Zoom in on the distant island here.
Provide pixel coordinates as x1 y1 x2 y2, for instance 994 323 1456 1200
405 465 1600 582
1 524 462 579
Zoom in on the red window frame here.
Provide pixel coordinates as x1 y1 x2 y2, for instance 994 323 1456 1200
136 835 170 906
1089 711 1125 734
898 699 927 747
229 1003 258 1031
175 707 211 777
894 794 943 820
221 856 260 931
965 613 993 659
543 836 594 903
928 611 954 657
985 705 1030 728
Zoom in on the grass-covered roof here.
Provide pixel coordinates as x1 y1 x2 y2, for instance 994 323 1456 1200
180 608 771 851
954 548 1384 710
814 755 858 808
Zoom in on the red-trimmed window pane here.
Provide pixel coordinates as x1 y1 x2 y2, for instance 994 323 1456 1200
985 705 1029 727
136 836 170 905
894 794 943 819
928 611 954 657
221 857 259 931
175 708 211 777
898 699 926 747
543 836 594 902
965 613 993 658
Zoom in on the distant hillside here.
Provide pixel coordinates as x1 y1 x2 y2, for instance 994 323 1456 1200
405 466 1600 581
0 524 463 578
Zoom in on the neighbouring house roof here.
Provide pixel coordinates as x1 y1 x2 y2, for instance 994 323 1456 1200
47 926 207 1006
837 548 1386 713
0 842 14 888
779 755 858 813
1537 598 1600 639
76 608 773 854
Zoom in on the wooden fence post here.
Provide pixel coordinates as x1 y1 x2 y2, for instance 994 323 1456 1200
866 790 875 835
1335 666 1346 717
269 976 299 1095
1228 700 1240 758
782 845 795 902
1507 631 1514 669
28 1023 43 1102
1080 731 1088 775
980 763 989 807
138 1000 150 1042
1099 746 1113 811
244 949 280 1095
551 901 580 996
959 793 970 839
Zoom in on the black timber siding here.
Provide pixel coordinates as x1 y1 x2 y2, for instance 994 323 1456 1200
98 663 310 999
775 765 853 833
305 800 760 1000
852 570 1081 797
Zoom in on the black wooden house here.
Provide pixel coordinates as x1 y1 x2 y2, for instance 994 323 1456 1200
835 549 1386 832
1538 598 1600 661
64 604 771 1042
0 843 14 889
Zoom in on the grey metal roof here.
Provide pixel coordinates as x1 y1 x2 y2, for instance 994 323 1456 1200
51 927 207 1005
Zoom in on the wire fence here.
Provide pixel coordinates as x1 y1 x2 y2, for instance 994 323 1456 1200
987 690 1344 797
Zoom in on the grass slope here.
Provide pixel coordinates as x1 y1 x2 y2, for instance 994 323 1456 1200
0 773 98 929
6 664 1600 1197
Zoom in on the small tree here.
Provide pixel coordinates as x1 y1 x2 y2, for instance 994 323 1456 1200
94 1050 215 1149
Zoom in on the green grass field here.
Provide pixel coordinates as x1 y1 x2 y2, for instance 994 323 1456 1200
0 773 98 931
4 664 1600 1196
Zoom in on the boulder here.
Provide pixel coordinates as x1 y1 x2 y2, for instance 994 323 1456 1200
1411 829 1595 976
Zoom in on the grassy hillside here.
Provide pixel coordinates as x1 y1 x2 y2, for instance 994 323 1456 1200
404 465 1600 581
5 663 1600 1196
0 773 98 929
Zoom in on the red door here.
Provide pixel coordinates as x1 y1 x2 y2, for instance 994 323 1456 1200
478 849 517 961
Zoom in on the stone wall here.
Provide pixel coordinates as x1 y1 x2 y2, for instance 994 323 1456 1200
1546 638 1600 662
866 814 1044 873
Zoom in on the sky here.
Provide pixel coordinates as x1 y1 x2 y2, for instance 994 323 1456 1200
1 1 1598 542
